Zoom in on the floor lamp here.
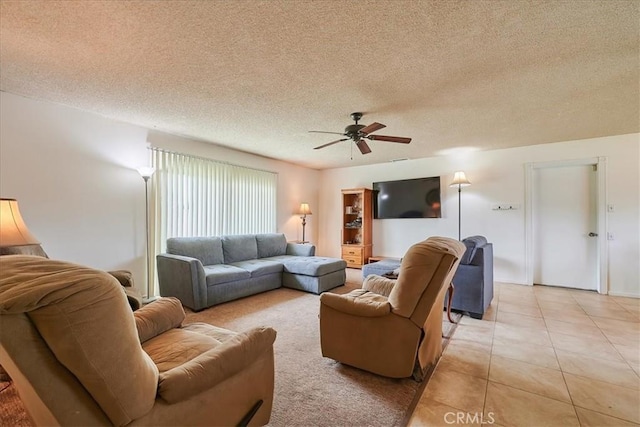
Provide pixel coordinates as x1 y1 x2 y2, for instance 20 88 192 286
297 203 312 243
450 171 471 241
137 166 155 300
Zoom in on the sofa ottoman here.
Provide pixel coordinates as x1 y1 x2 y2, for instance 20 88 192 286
362 260 401 278
279 257 347 294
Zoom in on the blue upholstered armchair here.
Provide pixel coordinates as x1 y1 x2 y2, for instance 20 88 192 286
445 236 494 319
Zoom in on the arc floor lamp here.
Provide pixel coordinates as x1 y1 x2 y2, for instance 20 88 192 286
137 166 155 300
450 171 471 241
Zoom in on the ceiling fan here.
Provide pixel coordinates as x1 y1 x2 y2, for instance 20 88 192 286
309 112 412 155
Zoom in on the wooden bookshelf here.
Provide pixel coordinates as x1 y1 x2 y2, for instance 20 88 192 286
341 188 372 268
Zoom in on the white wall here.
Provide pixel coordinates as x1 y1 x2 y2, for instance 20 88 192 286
2 91 637 297
318 134 640 297
0 92 320 294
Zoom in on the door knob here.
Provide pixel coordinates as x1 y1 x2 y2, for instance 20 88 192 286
588 232 598 237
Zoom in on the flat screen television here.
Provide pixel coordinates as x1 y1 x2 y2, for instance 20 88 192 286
373 176 442 219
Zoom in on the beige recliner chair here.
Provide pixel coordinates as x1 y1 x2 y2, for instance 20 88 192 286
0 255 276 426
320 236 466 379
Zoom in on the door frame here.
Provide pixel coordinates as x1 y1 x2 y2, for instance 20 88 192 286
524 157 608 293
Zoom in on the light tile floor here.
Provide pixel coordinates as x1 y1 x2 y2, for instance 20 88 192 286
408 282 640 427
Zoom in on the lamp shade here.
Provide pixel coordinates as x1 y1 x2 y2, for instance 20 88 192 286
0 198 40 247
298 203 312 216
450 171 471 187
137 166 155 179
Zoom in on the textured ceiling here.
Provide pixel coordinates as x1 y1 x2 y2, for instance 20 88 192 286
1 0 638 169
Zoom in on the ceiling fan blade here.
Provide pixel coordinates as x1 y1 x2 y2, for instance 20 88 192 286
356 139 372 154
309 130 346 136
367 134 412 144
314 138 349 150
358 122 386 135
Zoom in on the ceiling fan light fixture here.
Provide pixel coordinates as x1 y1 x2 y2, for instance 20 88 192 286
310 112 411 156
350 112 363 123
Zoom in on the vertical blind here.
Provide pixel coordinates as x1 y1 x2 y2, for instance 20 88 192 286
148 147 277 295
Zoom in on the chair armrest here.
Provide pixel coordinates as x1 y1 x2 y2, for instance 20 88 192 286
107 270 143 310
134 297 185 343
123 288 143 311
157 326 277 403
362 275 396 297
286 243 316 256
108 270 134 287
320 292 391 317
156 254 207 311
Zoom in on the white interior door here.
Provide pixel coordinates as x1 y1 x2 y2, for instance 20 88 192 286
533 164 598 290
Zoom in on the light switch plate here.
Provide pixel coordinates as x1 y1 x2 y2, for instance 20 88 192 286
492 203 520 211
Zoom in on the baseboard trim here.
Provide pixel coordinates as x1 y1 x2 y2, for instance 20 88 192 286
495 280 530 286
608 291 640 299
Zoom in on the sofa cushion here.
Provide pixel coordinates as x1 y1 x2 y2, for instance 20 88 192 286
256 233 287 258
362 275 396 297
221 235 258 264
203 264 251 286
167 237 224 266
157 326 276 404
142 328 222 372
280 257 347 276
134 297 185 343
320 289 391 317
460 236 488 265
230 260 283 278
182 322 237 342
286 243 316 256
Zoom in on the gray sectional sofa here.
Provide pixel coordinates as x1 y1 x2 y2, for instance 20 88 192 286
156 233 347 311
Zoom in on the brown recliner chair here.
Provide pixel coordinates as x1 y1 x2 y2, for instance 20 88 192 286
319 236 466 379
0 244 143 311
0 255 276 426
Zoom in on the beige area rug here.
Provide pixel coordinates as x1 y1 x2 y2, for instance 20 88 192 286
0 380 32 426
0 269 458 427
186 269 457 427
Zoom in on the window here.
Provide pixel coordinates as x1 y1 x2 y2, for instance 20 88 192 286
149 148 277 291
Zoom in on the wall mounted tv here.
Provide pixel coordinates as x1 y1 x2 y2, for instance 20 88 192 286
373 176 442 219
